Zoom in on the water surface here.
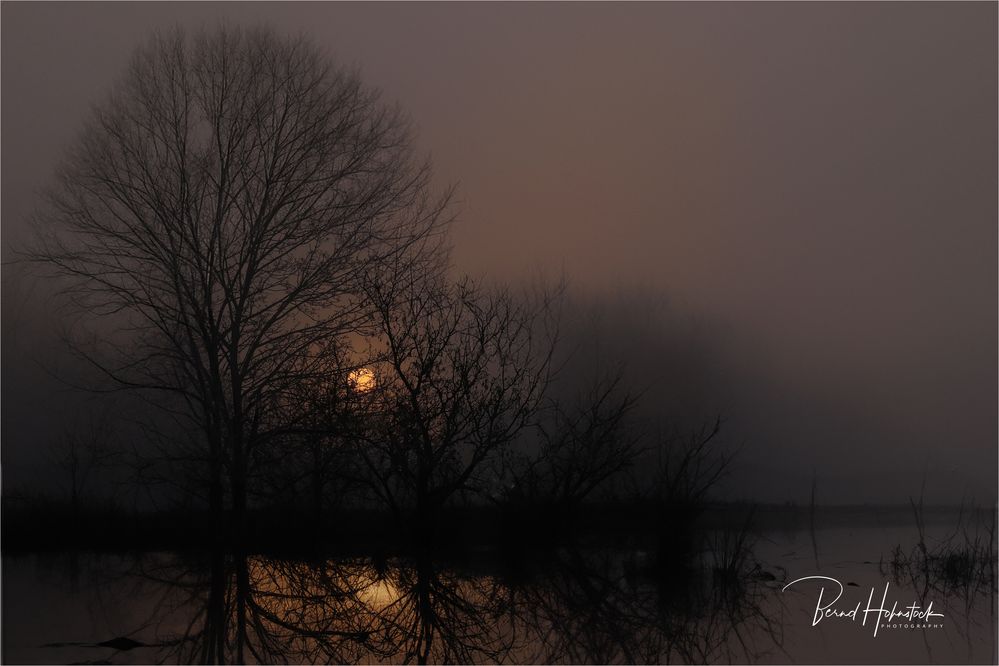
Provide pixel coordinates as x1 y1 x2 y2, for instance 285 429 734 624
4 508 995 664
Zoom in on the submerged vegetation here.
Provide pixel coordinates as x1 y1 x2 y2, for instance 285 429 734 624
881 496 998 606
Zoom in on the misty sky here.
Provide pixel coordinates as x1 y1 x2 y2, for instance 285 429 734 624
2 2 996 504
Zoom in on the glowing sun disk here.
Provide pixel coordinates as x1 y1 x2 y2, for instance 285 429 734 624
348 368 376 392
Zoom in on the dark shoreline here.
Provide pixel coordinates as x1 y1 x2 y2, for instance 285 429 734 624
2 499 988 556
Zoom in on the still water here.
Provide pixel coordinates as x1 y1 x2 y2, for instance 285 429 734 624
3 509 996 664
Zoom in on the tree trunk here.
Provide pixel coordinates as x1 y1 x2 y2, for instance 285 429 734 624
230 431 247 542
311 443 324 524
208 426 225 547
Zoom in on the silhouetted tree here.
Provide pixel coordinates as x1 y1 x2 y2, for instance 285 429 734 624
249 343 365 520
28 26 449 534
511 372 642 511
653 417 731 508
353 274 558 537
46 408 120 514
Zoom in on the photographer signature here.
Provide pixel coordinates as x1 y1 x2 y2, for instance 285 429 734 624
782 575 944 637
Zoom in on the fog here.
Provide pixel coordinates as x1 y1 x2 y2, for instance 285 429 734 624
2 2 995 504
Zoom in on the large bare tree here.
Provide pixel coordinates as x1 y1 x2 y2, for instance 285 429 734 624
28 26 449 534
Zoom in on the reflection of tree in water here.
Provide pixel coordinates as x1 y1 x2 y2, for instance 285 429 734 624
504 546 784 664
505 548 652 663
123 550 510 664
130 551 377 664
121 544 783 664
365 556 513 664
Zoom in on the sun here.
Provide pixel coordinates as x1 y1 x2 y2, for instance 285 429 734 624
348 367 376 392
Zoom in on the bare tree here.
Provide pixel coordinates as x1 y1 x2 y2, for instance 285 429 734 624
653 417 732 508
511 372 642 510
352 273 558 537
249 342 363 520
47 408 121 514
28 27 449 534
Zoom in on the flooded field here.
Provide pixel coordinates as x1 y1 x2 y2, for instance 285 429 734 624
3 507 996 664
